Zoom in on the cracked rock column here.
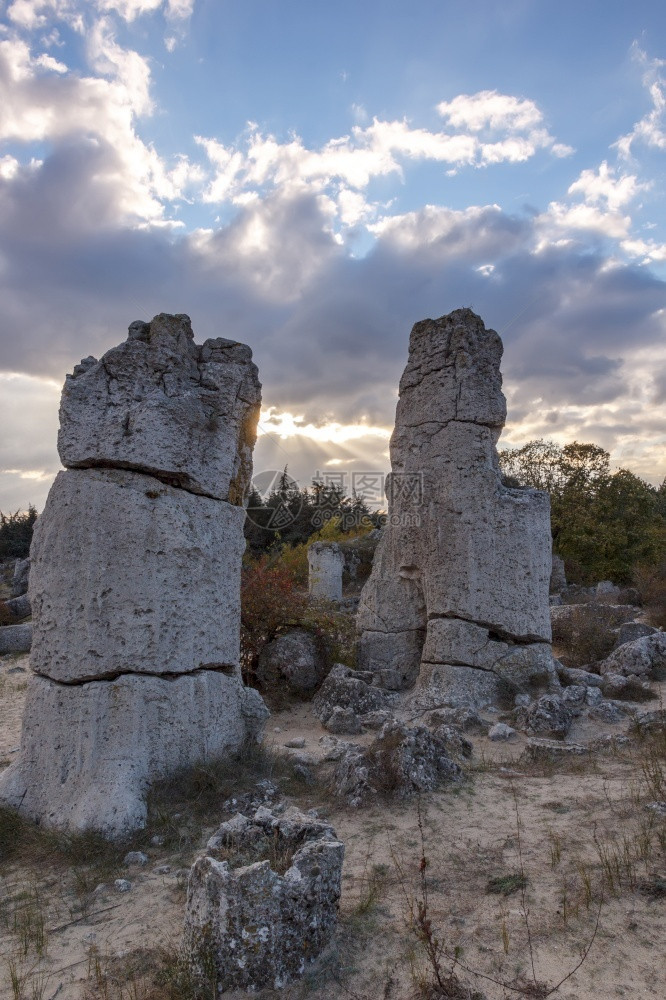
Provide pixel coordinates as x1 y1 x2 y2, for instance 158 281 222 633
356 309 554 704
0 313 268 837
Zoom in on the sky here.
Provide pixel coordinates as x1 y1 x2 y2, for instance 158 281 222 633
0 0 665 513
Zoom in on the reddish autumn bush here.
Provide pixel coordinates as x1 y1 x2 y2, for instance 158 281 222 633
240 555 308 685
240 553 356 692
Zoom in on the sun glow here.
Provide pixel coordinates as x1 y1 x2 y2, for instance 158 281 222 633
258 408 391 445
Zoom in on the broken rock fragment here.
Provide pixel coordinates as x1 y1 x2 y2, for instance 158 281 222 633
184 807 344 991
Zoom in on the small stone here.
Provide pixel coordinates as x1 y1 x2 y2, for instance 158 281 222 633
123 851 148 867
114 879 132 892
154 865 172 874
150 835 165 847
488 722 517 742
284 737 305 749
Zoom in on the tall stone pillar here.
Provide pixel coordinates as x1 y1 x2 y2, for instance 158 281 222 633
357 309 554 705
0 314 268 836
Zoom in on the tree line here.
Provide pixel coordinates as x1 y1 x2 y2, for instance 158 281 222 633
2 442 664 587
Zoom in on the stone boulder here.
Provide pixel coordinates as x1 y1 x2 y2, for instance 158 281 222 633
331 721 462 807
58 313 261 503
256 628 328 694
184 807 344 991
515 694 572 738
312 664 388 728
356 310 553 700
4 594 31 620
612 622 658 650
0 623 32 654
598 633 666 679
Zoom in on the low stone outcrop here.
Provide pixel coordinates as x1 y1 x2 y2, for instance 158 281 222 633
0 623 32 654
313 664 389 728
331 721 462 807
356 310 554 704
184 807 344 991
0 314 267 837
598 633 666 679
4 594 31 620
514 694 572 738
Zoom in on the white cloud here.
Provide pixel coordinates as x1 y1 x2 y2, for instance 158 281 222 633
437 90 543 132
568 161 647 211
196 96 572 234
615 44 666 158
539 201 632 242
94 1 194 21
0 27 201 225
7 1 77 31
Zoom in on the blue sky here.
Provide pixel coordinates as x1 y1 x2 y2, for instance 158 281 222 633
0 0 665 511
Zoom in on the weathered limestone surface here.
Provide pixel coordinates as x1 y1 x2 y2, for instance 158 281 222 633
308 541 344 601
357 309 553 700
58 313 261 502
0 314 267 836
184 808 344 990
29 468 245 683
0 672 268 837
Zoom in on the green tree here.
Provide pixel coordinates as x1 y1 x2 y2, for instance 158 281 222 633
0 506 37 559
499 441 665 584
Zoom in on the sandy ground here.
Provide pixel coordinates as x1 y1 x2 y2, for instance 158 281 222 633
1 654 665 1000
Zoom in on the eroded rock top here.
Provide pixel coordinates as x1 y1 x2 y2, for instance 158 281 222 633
396 308 506 431
58 313 261 502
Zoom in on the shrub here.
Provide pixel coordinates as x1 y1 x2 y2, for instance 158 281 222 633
0 506 37 559
240 552 357 694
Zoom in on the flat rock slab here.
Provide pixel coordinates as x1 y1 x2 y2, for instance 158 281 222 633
0 670 268 837
58 313 261 502
30 467 245 683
